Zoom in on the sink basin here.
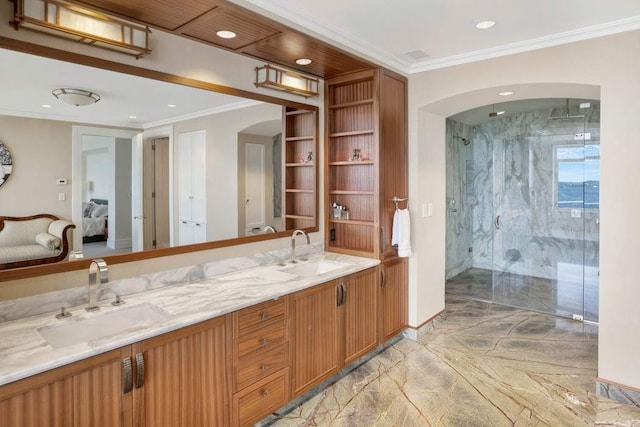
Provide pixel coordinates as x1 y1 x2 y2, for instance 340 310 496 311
38 302 171 348
280 260 349 277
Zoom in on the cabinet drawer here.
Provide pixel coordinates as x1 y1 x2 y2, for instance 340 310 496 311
237 298 286 333
234 369 289 427
237 318 286 357
236 343 289 391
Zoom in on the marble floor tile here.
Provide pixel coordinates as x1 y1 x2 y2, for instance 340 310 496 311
270 296 640 426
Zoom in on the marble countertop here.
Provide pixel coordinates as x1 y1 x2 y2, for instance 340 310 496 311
0 252 379 387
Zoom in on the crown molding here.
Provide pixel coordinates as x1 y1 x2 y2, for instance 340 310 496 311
410 15 640 73
231 1 640 75
141 99 262 129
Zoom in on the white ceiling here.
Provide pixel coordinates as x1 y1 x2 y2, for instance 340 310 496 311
0 49 258 128
234 0 640 74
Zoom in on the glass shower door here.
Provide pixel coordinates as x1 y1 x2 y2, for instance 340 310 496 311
492 122 596 320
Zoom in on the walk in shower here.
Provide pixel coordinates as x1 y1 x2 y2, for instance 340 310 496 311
445 99 600 322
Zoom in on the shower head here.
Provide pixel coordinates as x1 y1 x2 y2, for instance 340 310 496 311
548 98 585 120
453 135 471 145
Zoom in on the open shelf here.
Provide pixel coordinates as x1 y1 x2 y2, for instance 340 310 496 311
285 214 314 220
285 110 314 116
329 219 374 226
329 161 374 166
286 136 315 142
329 130 375 138
285 189 314 193
286 163 314 167
329 190 374 195
328 99 374 109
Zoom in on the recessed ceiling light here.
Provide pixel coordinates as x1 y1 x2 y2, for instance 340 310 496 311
498 91 515 96
216 30 236 39
41 104 52 108
167 104 176 108
475 20 496 30
129 115 137 119
295 58 312 66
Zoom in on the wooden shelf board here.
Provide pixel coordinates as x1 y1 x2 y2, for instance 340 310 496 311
285 163 314 167
285 189 314 193
325 246 375 258
329 190 374 195
286 110 314 116
285 136 315 141
328 99 374 109
329 160 374 166
328 130 374 138
328 219 374 226
285 214 314 220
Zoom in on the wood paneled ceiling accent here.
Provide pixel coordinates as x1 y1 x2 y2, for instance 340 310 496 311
65 0 373 78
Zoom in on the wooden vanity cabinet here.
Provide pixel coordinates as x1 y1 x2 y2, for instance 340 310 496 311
379 258 409 342
0 316 228 427
229 297 290 427
0 347 133 427
290 267 379 397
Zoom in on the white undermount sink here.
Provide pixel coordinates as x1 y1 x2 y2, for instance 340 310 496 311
38 302 171 349
279 260 349 277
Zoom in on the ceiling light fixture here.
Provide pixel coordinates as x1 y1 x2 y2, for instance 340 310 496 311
129 115 137 119
255 64 319 98
52 88 100 106
216 30 237 39
475 20 496 30
295 58 312 66
498 91 515 96
12 0 151 58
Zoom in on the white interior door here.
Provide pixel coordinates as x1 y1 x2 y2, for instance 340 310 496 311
245 142 265 233
131 133 144 252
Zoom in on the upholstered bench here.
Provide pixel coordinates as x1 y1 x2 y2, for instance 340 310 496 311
0 214 75 270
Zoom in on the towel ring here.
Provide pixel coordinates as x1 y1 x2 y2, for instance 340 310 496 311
392 196 408 210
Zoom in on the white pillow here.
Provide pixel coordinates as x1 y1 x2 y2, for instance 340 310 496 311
35 232 61 250
82 201 95 217
91 204 108 218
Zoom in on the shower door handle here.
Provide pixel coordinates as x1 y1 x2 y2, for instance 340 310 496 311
494 215 501 230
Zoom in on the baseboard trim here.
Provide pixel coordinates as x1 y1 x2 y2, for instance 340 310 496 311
596 377 640 408
403 309 445 340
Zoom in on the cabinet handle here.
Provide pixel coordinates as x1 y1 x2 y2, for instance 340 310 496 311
261 364 270 372
261 312 269 320
122 357 133 394
135 353 145 388
262 389 269 397
261 338 269 346
381 227 386 253
381 269 386 288
336 284 343 306
341 283 347 305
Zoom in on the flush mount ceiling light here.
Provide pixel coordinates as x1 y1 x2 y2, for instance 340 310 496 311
475 20 496 30
11 0 151 58
295 58 312 66
498 91 515 96
52 88 100 106
216 30 237 39
255 64 319 98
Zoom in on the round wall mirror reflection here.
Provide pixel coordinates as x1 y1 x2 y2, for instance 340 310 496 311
0 141 12 187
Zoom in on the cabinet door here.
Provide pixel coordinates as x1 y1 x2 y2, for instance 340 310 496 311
0 348 132 427
132 316 227 427
192 221 207 244
342 268 379 365
291 281 340 397
379 258 409 342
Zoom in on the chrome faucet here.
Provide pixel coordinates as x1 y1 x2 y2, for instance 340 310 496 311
290 229 310 263
87 258 108 312
262 225 277 233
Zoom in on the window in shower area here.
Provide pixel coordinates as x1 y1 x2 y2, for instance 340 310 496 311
556 144 600 209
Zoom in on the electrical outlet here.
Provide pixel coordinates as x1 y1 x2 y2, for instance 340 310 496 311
330 228 336 242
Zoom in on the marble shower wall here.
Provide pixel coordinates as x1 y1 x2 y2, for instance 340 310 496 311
445 119 474 279
447 100 601 282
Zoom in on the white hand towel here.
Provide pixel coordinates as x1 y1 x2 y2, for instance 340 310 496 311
392 209 399 247
397 209 412 258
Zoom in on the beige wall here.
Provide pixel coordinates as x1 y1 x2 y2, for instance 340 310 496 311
0 116 72 219
408 30 640 390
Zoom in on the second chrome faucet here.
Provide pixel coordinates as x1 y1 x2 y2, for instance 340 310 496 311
86 258 108 312
290 229 310 263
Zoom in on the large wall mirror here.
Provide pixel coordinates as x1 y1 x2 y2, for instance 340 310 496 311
0 46 318 278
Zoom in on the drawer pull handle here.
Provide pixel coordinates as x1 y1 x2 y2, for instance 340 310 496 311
261 338 269 346
261 364 269 371
261 312 269 320
135 352 145 388
262 389 269 397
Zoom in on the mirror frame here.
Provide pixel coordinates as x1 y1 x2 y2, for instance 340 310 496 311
0 36 319 282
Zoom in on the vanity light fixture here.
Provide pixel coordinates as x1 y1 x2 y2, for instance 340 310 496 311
498 91 515 96
216 30 237 39
52 88 100 106
295 58 312 66
11 0 151 58
475 20 496 30
255 64 319 98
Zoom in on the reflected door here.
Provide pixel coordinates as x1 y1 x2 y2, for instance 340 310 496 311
492 116 598 320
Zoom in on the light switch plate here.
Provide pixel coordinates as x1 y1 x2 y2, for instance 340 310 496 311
58 192 65 201
571 208 581 218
